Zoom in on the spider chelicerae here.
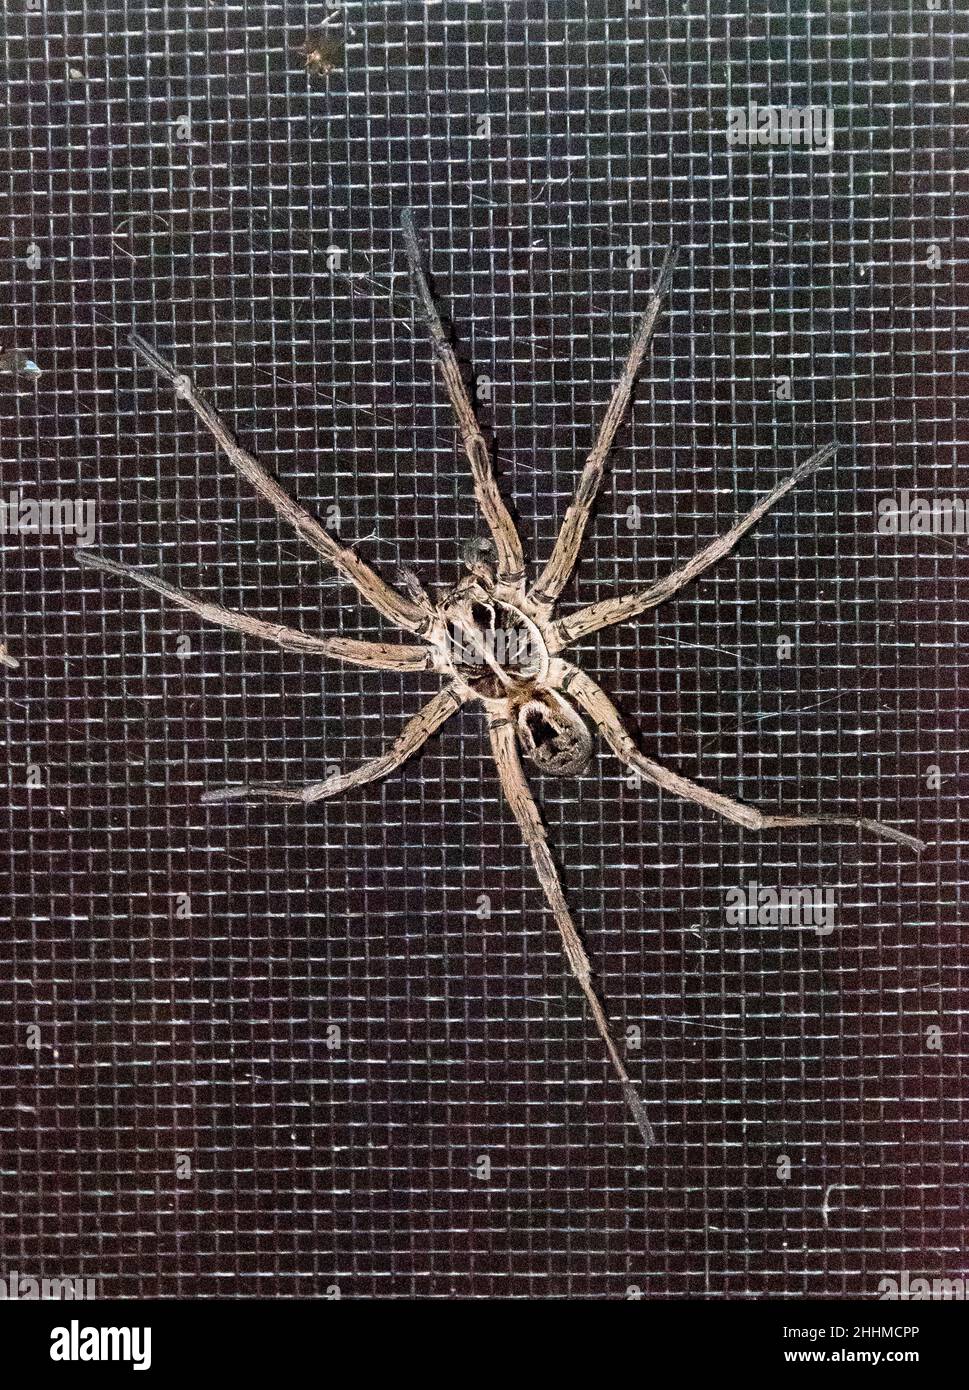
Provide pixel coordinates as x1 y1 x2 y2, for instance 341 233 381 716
79 211 922 1149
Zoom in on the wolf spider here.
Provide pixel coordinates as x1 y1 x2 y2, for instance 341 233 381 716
79 212 922 1149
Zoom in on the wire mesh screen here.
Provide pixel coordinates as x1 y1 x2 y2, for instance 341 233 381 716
0 1 964 1299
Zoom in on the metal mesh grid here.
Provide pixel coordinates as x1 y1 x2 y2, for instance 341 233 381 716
0 0 964 1298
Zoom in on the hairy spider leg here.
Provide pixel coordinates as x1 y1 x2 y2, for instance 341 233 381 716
488 716 655 1146
202 683 465 803
128 333 430 636
77 551 434 669
557 662 925 852
550 442 838 652
401 210 526 590
530 245 678 612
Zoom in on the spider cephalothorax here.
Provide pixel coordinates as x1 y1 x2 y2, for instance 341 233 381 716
79 210 923 1151
435 578 593 775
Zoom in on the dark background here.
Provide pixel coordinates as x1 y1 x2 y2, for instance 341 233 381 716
0 0 964 1298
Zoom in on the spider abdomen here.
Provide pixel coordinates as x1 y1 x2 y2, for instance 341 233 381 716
516 691 593 778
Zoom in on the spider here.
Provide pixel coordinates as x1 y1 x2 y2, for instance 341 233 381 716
78 211 923 1149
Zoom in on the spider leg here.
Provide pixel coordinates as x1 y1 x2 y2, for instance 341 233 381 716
556 662 925 852
202 683 465 803
78 551 435 670
487 715 655 1148
550 442 837 652
400 210 526 589
530 246 677 613
127 333 431 636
